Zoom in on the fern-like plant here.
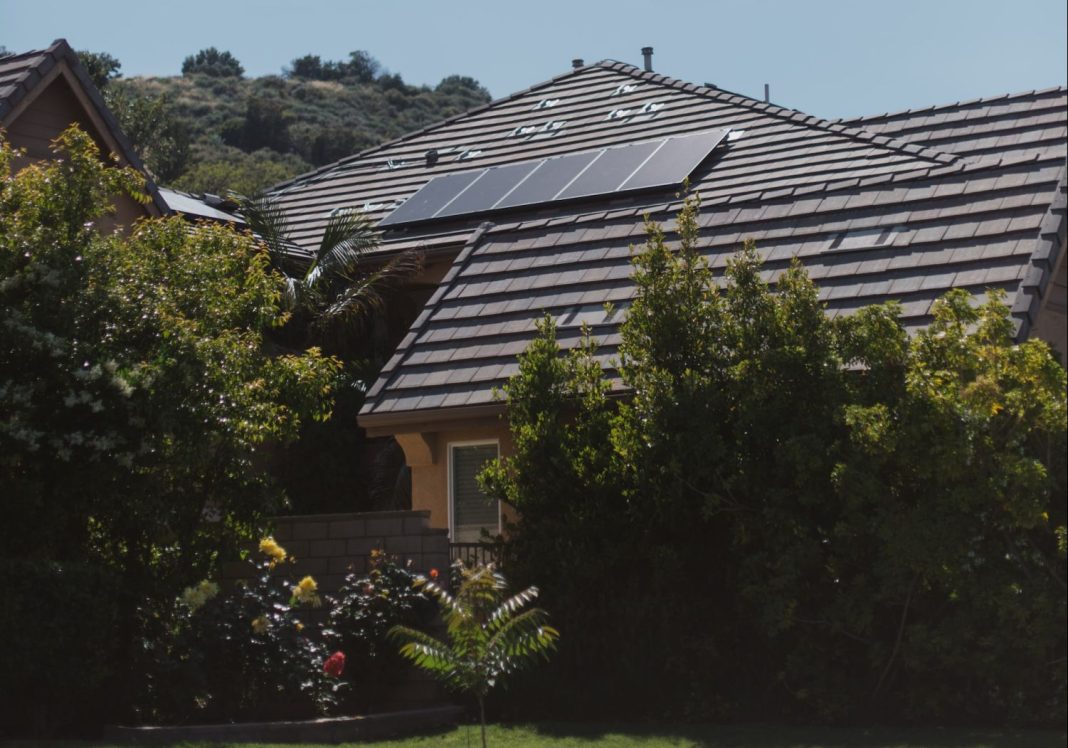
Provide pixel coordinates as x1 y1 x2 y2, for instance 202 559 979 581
389 562 558 748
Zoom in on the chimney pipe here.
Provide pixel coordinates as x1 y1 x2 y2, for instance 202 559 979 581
641 46 653 72
572 58 584 69
764 83 770 103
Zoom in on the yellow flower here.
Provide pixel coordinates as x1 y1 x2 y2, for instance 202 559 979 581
295 621 304 632
259 537 287 566
180 580 220 613
291 575 322 607
251 615 269 634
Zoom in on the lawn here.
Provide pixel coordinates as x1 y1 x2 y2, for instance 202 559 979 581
4 724 1065 748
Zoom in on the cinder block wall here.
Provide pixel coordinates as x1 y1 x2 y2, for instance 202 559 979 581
221 509 450 595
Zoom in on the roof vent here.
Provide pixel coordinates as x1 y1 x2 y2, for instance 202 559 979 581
826 226 904 253
533 98 560 110
641 46 653 72
572 58 584 69
425 149 439 168
457 148 483 161
612 83 639 96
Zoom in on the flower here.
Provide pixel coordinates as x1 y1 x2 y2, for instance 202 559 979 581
180 580 220 612
429 568 440 580
323 651 346 678
294 621 304 632
251 615 269 634
259 536 287 566
291 575 322 607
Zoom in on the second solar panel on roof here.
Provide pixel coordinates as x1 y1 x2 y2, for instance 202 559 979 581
377 128 729 227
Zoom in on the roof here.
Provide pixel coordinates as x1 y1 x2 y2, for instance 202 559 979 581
347 62 1065 428
159 187 245 224
0 39 169 216
268 61 960 258
840 86 1067 161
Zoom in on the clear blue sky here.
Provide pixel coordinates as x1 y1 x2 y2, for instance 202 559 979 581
3 0 1065 119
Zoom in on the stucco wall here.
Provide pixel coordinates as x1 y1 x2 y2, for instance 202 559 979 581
396 418 517 536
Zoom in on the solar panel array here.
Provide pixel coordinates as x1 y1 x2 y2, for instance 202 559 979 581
377 128 730 228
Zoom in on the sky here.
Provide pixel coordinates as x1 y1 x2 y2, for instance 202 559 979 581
2 0 1066 119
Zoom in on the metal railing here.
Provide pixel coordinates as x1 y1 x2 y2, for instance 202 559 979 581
449 541 502 568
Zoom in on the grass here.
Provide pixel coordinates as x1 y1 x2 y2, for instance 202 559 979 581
4 723 1065 748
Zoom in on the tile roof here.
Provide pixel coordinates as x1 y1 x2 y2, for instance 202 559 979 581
349 65 1066 427
269 61 959 259
840 86 1067 161
0 39 169 216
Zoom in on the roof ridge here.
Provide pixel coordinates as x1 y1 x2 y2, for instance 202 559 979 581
267 61 609 194
596 60 962 168
838 84 1068 125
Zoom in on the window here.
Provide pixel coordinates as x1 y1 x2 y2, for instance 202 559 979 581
449 442 500 542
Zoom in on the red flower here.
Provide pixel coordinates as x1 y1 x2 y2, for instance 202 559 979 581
323 651 345 678
429 568 439 580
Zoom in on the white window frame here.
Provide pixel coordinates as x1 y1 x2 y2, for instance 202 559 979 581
447 439 501 542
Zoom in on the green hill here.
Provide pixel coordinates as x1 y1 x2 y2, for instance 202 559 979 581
96 49 492 195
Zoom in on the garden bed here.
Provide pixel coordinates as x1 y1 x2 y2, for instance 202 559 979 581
102 705 464 744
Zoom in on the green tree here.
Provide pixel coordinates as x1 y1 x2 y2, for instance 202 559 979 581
0 126 339 729
484 195 1067 724
390 562 559 748
182 47 244 77
172 147 310 196
76 49 122 89
221 95 292 153
106 87 191 182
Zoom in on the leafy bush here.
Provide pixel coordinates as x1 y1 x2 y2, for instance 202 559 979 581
328 549 435 709
0 560 119 736
140 539 344 723
484 196 1067 725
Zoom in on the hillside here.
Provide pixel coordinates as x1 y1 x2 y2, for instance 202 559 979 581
102 50 492 195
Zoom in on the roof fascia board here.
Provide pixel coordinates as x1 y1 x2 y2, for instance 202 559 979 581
361 404 506 437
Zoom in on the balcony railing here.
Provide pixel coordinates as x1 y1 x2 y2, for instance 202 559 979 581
449 541 502 568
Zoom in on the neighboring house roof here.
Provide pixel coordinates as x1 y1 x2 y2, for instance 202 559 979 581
345 61 1065 429
159 187 246 225
0 39 169 217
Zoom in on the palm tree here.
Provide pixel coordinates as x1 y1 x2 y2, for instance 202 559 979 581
389 562 559 748
239 195 424 512
239 195 423 363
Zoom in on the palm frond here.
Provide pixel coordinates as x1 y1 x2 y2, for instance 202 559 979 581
238 194 294 267
313 249 424 334
305 208 379 285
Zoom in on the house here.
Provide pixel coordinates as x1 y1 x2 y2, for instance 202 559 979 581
266 54 1066 544
0 39 235 226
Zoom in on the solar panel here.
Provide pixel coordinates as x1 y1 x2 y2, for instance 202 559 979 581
557 139 662 201
620 129 730 191
436 161 539 218
377 170 484 227
377 128 729 227
495 150 601 209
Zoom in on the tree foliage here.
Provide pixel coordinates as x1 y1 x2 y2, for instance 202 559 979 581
0 126 340 729
106 87 191 182
484 196 1067 725
390 562 558 748
76 49 122 89
182 47 244 77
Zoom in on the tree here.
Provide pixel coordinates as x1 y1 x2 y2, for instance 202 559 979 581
390 562 558 748
483 195 1067 724
77 49 122 89
173 147 309 196
106 87 191 182
345 50 380 83
221 95 292 153
0 126 339 728
182 47 244 77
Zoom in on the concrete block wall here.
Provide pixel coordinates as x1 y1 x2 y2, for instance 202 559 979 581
222 510 450 596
